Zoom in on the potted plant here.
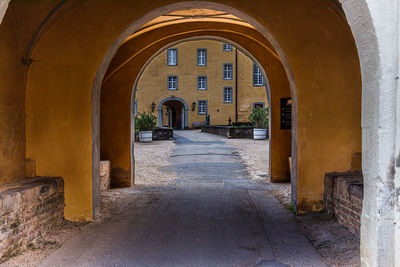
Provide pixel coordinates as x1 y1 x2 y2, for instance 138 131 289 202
248 107 269 140
135 111 157 143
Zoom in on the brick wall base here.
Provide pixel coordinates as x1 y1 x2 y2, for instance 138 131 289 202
323 172 363 235
0 177 64 261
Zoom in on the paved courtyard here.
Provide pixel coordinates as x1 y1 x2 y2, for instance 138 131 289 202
38 130 324 266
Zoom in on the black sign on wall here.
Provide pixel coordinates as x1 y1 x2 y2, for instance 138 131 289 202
280 98 292 129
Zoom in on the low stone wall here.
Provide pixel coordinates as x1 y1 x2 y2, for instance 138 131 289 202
100 160 111 192
202 125 268 139
0 177 64 261
134 128 174 142
323 172 363 235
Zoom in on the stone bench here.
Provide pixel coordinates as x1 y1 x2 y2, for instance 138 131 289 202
0 177 64 260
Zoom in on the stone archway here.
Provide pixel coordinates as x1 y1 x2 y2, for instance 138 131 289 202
339 1 399 265
91 1 298 220
18 5 372 264
121 34 278 197
0 0 9 24
95 2 399 264
0 0 395 264
97 1 399 264
157 96 189 129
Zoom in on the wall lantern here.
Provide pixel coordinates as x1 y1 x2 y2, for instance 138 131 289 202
151 101 156 112
192 101 196 111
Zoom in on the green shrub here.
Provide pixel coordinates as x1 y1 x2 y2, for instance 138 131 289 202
248 107 269 129
135 111 157 132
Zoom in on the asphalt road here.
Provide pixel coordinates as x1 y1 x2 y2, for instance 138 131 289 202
40 130 324 267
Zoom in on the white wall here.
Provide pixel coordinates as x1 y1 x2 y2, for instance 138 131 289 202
0 0 9 25
340 0 399 266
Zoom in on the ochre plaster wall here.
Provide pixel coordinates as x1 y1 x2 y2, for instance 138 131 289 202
135 40 268 127
0 0 75 185
137 40 236 126
237 50 268 122
21 0 360 220
0 9 26 184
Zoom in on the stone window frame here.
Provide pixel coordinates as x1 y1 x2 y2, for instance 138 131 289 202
134 100 138 115
223 86 233 103
252 102 265 109
223 42 233 52
197 75 208 90
197 48 207 66
167 75 178 90
167 48 178 66
253 63 263 86
198 100 208 115
223 63 233 80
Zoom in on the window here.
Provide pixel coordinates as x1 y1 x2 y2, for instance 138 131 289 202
167 48 177 66
253 63 263 86
198 100 207 115
223 42 232 51
197 76 207 90
167 76 178 90
253 102 265 109
223 64 233 80
134 100 138 115
224 87 233 103
197 49 207 66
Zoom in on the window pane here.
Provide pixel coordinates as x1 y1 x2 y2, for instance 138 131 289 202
168 76 177 90
198 76 207 90
224 64 232 79
253 63 263 86
223 43 232 51
198 49 206 66
198 101 207 114
224 87 232 103
168 49 177 65
254 103 264 109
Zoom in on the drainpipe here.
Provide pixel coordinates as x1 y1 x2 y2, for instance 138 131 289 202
235 47 238 122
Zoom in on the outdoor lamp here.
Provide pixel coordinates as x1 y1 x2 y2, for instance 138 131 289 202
192 101 196 111
151 101 156 112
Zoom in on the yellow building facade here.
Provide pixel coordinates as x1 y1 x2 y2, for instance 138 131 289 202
135 40 268 128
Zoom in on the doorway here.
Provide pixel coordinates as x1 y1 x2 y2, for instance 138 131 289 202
157 96 189 129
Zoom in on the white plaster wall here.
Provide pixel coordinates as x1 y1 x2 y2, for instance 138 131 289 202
395 1 400 264
0 0 9 25
340 0 399 266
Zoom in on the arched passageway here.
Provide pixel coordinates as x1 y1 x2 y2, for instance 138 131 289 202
120 37 273 194
101 26 287 186
22 1 360 226
1 0 398 264
99 7 360 223
157 97 189 129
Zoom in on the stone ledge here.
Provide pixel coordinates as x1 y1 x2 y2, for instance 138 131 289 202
100 161 111 192
201 125 268 139
0 177 64 261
